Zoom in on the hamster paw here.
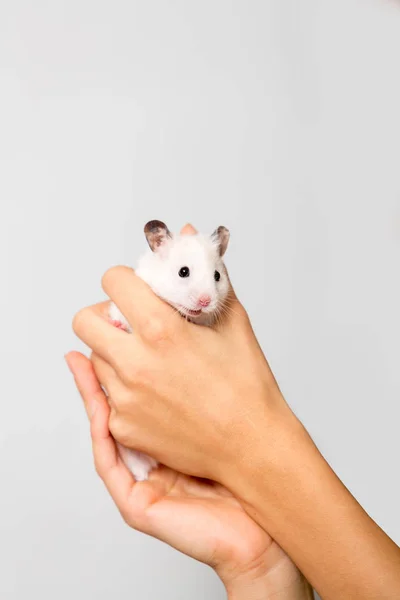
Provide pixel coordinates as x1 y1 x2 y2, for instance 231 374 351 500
110 319 130 332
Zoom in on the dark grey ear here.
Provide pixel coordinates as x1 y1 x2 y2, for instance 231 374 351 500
144 220 172 251
211 226 230 257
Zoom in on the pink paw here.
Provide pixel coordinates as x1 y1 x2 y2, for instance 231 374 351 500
110 319 129 332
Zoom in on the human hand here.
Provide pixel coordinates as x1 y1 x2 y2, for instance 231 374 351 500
71 267 300 489
66 351 313 600
70 259 400 600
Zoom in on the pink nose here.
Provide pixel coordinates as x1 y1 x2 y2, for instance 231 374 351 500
198 294 211 307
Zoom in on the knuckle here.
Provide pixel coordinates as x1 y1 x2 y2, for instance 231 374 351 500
121 363 147 387
109 415 132 447
116 359 136 385
116 429 132 448
111 386 133 411
142 316 168 343
108 411 120 436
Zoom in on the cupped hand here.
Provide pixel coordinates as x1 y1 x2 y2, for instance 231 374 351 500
71 268 299 488
66 352 308 598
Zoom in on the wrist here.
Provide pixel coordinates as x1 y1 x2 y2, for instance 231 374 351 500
221 398 309 502
219 556 312 600
224 401 400 599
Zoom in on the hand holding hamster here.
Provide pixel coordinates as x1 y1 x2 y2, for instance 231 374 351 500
71 228 400 600
109 220 231 480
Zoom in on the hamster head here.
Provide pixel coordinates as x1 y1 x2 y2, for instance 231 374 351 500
136 220 230 325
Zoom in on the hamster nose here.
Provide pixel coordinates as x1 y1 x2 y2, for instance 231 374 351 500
198 294 211 308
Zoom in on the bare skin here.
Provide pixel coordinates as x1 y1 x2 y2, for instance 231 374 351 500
67 352 313 600
70 235 400 599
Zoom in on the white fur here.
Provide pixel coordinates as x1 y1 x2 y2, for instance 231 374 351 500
116 443 158 482
109 228 230 481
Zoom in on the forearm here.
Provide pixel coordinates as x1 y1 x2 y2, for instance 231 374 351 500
226 412 400 600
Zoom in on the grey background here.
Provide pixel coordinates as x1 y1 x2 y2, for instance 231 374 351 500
1 1 399 599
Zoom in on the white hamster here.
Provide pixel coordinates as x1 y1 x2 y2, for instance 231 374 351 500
109 220 230 481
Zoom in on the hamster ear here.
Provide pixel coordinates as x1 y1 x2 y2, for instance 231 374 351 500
211 226 230 257
144 220 172 251
180 223 198 236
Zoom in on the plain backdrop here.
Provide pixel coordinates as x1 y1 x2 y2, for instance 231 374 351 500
1 1 399 599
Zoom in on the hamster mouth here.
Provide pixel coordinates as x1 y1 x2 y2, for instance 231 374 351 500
177 305 202 317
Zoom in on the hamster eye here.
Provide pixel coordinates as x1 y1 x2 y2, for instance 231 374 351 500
214 270 221 282
179 266 190 278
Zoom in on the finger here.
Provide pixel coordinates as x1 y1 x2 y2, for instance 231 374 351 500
90 391 136 513
65 351 105 418
101 266 181 340
66 351 135 513
91 350 117 376
72 302 132 368
91 352 120 400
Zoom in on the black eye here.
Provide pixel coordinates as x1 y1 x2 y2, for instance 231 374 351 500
214 270 221 282
179 266 190 278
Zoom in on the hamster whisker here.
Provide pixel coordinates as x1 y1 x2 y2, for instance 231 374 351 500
213 306 226 329
216 302 240 325
222 304 241 319
220 295 242 319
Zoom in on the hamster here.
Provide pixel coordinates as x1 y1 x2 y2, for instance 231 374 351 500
109 220 230 481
